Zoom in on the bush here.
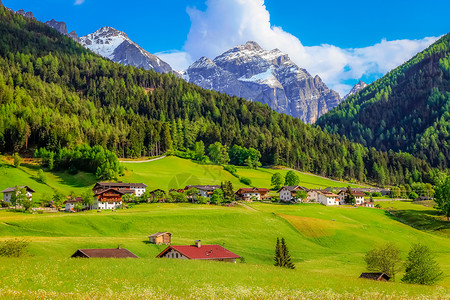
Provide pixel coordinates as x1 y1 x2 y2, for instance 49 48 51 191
224 164 238 177
240 176 252 185
0 239 29 257
402 243 443 285
372 192 382 197
1 201 10 208
13 153 21 167
409 192 419 200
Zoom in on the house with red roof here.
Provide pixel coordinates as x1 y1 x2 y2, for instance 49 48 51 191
235 187 270 201
156 240 241 263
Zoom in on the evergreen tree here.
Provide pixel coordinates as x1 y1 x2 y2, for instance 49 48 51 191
280 238 295 269
434 176 450 221
344 186 356 204
274 237 282 267
221 181 234 202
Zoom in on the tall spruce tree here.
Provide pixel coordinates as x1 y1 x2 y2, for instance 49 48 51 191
274 237 295 269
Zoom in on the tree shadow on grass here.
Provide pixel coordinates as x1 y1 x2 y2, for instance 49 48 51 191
384 207 450 236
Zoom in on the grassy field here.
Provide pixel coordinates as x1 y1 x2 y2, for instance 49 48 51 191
0 202 450 298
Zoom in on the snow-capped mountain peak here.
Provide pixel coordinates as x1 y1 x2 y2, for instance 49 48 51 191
343 80 368 100
80 26 172 73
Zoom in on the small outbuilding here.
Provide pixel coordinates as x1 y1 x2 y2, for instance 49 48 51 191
71 246 138 258
148 232 172 245
359 272 390 281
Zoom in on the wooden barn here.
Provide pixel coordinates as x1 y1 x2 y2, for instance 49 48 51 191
148 232 172 245
71 246 138 258
359 272 390 281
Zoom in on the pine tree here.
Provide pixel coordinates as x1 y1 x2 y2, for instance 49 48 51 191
281 238 295 269
274 237 282 267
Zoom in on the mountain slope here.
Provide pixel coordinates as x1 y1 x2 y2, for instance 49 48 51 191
80 26 172 73
0 5 437 186
184 41 341 124
317 33 450 169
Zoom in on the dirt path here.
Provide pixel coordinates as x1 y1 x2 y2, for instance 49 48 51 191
238 203 257 211
120 156 167 163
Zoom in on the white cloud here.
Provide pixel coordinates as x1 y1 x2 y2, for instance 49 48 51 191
174 0 438 96
74 0 85 5
155 50 193 71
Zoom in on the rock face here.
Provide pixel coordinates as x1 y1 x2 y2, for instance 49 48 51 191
80 27 172 73
45 19 81 43
184 41 341 123
15 9 35 19
343 80 368 100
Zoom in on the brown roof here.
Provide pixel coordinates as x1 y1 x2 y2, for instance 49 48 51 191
277 186 309 193
236 187 270 193
1 186 35 193
338 189 365 197
185 185 220 191
318 191 339 197
94 182 147 189
94 188 126 196
72 248 138 258
64 197 83 204
149 232 172 237
359 272 390 281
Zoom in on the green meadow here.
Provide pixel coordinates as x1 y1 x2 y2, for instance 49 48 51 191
0 156 364 201
0 201 450 299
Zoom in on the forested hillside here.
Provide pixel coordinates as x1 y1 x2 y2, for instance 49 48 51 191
0 6 440 186
317 33 450 169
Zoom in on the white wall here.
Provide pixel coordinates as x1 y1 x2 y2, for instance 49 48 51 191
162 249 188 260
279 189 292 202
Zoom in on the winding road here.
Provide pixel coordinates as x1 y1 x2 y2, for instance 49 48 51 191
119 156 167 163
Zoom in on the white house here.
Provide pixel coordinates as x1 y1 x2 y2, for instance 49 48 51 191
184 185 220 199
235 188 270 201
278 186 309 202
64 197 85 212
92 188 124 210
317 191 340 206
1 186 35 203
93 182 147 197
307 190 321 202
338 189 365 205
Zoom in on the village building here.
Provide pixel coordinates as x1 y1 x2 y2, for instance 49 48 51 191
317 191 340 206
64 197 84 212
92 188 124 210
235 187 271 201
359 272 390 281
363 202 375 208
93 182 147 197
278 186 309 202
71 246 138 258
306 189 321 202
1 186 35 203
338 189 365 205
184 185 220 198
156 240 241 263
148 232 172 245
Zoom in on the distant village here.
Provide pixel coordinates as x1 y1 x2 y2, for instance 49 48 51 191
1 181 392 212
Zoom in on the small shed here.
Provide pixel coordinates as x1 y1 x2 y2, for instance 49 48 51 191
359 272 390 281
148 232 172 245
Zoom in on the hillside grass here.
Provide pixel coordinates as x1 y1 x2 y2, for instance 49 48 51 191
0 202 450 298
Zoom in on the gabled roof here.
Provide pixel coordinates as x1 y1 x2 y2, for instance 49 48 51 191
236 187 270 193
94 188 126 196
318 191 338 197
277 186 309 193
157 245 241 260
64 197 83 204
185 185 220 191
1 186 35 193
338 190 365 197
359 272 390 281
149 232 172 237
94 182 147 189
72 248 138 258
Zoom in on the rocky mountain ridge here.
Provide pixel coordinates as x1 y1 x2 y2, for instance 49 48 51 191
45 19 81 43
184 41 341 123
343 80 368 100
79 27 172 73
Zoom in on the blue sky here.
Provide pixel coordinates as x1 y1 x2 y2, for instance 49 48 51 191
4 0 449 95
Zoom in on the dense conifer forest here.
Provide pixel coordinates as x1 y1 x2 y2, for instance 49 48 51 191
317 33 450 170
0 6 444 186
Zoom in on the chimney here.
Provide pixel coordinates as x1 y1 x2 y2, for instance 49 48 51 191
195 240 201 248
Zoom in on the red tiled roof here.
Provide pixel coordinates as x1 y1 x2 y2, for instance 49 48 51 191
157 245 240 260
